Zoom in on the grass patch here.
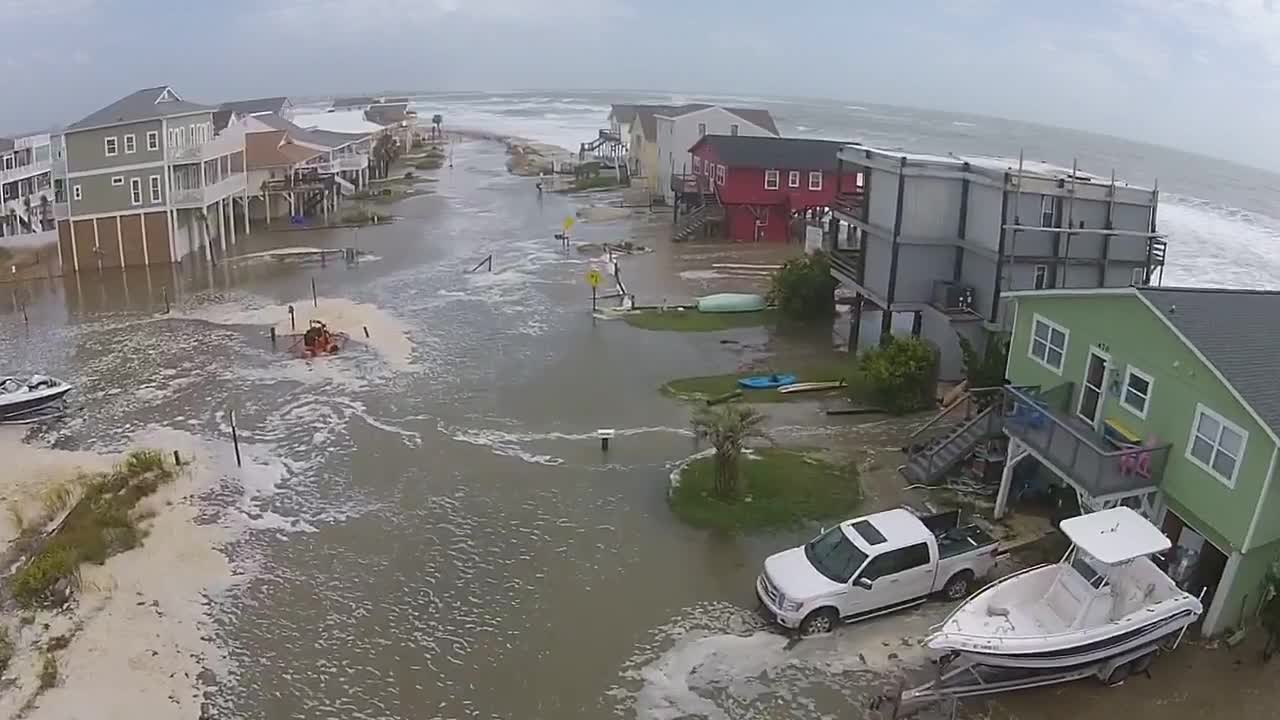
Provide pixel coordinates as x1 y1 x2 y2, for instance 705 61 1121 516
662 359 856 403
624 308 776 332
669 448 862 531
10 450 175 609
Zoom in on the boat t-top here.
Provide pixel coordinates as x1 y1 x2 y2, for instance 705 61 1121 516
926 506 1202 669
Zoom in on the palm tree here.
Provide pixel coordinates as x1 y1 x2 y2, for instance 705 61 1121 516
692 403 768 500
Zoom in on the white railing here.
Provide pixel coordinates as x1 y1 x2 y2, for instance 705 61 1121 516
170 173 247 208
171 188 204 206
0 160 52 185
333 153 368 172
168 126 246 163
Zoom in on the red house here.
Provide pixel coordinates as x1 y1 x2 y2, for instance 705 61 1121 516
686 135 858 243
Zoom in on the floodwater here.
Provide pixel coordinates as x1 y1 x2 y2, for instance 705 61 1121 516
0 139 1245 720
0 140 925 720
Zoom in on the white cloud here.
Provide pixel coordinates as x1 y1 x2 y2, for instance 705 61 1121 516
1128 0 1280 64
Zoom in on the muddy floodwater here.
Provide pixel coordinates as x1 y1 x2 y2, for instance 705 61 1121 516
0 140 1243 720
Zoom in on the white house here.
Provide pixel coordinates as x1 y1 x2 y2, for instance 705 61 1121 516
655 104 779 203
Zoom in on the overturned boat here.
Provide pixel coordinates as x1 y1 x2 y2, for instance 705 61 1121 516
926 507 1201 669
0 375 73 421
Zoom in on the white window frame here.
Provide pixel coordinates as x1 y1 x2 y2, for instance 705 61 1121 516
1027 313 1068 374
124 134 136 154
1186 404 1248 489
692 156 700 172
1131 266 1146 286
1033 264 1049 290
1075 346 1111 426
764 169 780 190
808 171 823 191
1040 195 1057 227
111 176 124 187
149 175 162 203
716 165 725 185
129 177 142 206
146 130 160 152
788 171 800 188
1120 365 1154 419
730 124 739 136
104 136 118 157
72 185 82 201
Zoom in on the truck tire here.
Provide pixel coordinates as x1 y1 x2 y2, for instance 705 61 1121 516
941 571 975 600
799 608 839 637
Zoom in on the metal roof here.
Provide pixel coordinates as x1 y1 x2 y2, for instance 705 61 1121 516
689 135 848 170
66 86 214 132
1138 286 1280 437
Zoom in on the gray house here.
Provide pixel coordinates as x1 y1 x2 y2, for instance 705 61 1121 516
54 85 250 271
826 146 1166 380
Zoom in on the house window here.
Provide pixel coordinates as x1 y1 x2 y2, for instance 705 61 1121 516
1187 404 1248 488
697 122 706 137
129 178 142 206
1028 314 1068 373
1040 195 1057 227
124 134 136 154
1033 264 1049 290
72 185 82 201
104 137 118 157
692 156 700 172
808 171 823 191
716 165 725 185
730 124 739 136
111 176 124 187
1121 366 1153 418
147 131 159 151
788 171 800 188
149 175 162 203
1131 266 1146 286
764 169 780 190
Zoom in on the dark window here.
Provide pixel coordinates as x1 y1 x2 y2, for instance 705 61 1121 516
805 527 868 584
730 124 739 136
698 122 706 137
851 520 886 545
861 543 931 580
1033 265 1048 290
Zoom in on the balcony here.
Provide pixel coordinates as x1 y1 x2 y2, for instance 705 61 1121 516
332 153 369 173
999 385 1170 500
170 173 247 208
671 173 708 195
0 160 52 185
832 190 865 220
168 127 246 163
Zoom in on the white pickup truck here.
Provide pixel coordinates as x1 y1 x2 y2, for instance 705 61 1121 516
757 508 1000 635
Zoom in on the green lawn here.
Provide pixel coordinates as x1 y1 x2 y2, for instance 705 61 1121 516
624 308 776 332
669 448 862 531
661 359 856 403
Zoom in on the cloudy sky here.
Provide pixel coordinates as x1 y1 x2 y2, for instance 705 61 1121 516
3 0 1277 170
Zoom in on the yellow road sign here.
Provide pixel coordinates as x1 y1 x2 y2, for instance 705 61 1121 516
563 216 576 232
587 269 602 288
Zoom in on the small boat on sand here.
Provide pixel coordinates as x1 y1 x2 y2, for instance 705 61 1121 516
288 320 349 358
738 373 796 389
778 380 846 394
0 375 73 421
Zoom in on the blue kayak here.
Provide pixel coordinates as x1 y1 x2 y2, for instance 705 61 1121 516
738 373 797 389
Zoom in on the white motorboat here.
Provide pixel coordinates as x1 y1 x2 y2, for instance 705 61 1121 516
0 375 73 421
926 507 1202 669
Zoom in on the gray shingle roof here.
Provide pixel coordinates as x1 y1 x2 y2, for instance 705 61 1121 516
332 96 375 109
655 104 780 135
1139 286 1280 437
220 96 290 116
66 86 214 132
689 135 848 170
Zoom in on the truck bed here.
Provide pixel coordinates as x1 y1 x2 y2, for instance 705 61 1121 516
937 524 997 560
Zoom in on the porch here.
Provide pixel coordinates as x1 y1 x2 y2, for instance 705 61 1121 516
996 384 1170 516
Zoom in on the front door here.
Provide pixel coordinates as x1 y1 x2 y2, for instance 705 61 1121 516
1077 348 1109 428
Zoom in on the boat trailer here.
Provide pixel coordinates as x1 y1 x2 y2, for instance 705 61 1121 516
887 636 1177 718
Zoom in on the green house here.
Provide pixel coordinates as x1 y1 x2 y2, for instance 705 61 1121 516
997 286 1280 636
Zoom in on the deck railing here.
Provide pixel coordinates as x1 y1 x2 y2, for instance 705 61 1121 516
832 190 866 219
999 385 1169 499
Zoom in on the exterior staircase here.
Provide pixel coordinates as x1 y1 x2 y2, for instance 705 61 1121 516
900 390 1005 485
673 194 723 242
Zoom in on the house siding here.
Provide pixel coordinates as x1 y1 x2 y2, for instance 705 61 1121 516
657 107 776 202
64 120 165 173
67 169 167 216
1008 293 1279 551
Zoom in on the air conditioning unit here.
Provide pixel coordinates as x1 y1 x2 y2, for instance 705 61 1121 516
934 281 976 311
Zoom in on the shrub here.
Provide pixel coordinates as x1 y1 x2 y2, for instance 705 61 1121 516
12 545 78 609
768 252 837 322
958 333 1009 391
0 628 12 676
691 403 768 500
859 336 938 414
38 653 57 690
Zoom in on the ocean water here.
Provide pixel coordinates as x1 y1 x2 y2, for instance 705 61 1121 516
404 90 1280 290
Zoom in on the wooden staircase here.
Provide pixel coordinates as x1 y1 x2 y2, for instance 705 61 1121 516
900 390 1005 485
673 194 723 242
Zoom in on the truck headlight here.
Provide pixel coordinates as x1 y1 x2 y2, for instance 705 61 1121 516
781 599 803 613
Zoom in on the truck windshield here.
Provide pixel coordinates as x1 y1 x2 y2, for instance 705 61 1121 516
805 527 868 583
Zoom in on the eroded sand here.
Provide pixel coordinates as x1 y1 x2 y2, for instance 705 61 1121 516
0 428 262 720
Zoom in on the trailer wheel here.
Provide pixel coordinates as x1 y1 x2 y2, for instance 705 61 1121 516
1105 660 1131 686
799 608 838 637
942 571 975 600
